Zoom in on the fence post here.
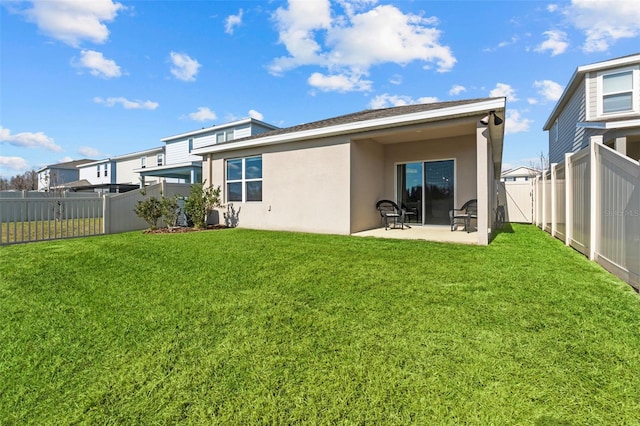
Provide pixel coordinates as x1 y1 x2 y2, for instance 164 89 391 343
541 170 547 231
102 194 110 235
589 136 602 261
551 163 557 237
565 152 573 246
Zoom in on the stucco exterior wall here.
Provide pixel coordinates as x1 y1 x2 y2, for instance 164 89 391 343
381 134 478 209
350 139 385 233
210 137 352 235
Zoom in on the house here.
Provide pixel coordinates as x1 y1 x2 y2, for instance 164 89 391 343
544 53 640 163
75 147 165 193
136 118 279 185
36 159 96 191
501 166 538 182
193 98 506 245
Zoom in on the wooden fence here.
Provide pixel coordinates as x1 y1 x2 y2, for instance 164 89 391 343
534 139 639 290
0 182 192 245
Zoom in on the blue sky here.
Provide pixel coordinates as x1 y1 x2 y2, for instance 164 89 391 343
1 0 639 178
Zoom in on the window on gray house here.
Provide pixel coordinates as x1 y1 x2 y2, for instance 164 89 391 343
157 154 163 166
603 71 633 114
97 165 100 178
104 164 108 177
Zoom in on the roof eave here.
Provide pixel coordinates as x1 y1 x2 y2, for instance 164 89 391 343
193 98 506 155
161 118 279 142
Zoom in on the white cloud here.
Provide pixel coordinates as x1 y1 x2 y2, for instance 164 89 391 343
368 94 438 109
187 107 217 122
504 110 533 135
483 35 519 52
94 97 158 110
225 9 243 34
528 98 538 105
566 0 640 52
0 126 63 152
248 109 264 121
490 83 519 102
534 80 564 101
270 1 456 92
308 72 372 92
78 146 103 158
73 50 121 78
169 52 201 82
535 30 569 56
449 84 466 96
18 0 124 47
389 74 402 85
547 4 559 12
0 156 29 173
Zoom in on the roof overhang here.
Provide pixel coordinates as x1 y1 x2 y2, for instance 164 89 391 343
134 162 201 179
576 119 640 130
192 98 506 157
161 118 279 142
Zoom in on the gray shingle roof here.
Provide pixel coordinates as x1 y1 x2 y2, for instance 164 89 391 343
220 98 501 144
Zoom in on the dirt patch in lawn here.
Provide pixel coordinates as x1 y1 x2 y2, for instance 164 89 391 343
143 224 230 234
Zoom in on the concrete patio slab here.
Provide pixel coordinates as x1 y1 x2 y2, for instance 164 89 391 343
351 225 478 245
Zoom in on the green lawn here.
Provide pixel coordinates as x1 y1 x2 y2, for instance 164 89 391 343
1 224 639 424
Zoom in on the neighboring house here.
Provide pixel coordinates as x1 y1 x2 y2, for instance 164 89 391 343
75 147 165 193
501 166 538 182
37 159 96 191
193 98 506 245
137 118 279 185
544 53 640 163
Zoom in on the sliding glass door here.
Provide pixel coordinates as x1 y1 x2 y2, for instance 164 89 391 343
397 160 454 225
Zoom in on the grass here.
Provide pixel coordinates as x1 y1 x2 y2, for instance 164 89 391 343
1 218 103 244
1 224 639 424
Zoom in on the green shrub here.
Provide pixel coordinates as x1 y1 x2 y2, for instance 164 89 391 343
183 182 222 229
134 196 163 230
160 195 180 227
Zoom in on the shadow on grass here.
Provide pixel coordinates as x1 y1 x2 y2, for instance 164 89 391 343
492 222 515 237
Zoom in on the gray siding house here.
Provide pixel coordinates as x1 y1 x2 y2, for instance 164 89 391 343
137 118 279 185
544 53 640 163
36 159 96 191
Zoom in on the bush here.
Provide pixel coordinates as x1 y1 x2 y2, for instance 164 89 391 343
183 182 222 229
134 196 163 230
160 195 180 228
134 191 180 230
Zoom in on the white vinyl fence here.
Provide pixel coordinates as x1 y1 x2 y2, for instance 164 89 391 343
498 181 533 223
0 182 192 245
534 139 640 290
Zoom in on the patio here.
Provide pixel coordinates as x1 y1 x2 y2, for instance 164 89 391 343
352 225 478 244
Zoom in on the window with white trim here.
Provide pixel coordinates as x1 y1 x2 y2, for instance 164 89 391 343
597 66 639 117
97 165 100 177
226 156 262 202
157 153 164 166
104 164 108 177
141 156 146 168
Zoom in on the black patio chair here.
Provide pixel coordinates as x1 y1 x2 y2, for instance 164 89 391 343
401 202 418 226
449 199 477 232
376 199 405 230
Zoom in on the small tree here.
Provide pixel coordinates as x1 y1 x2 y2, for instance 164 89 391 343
161 195 180 228
134 196 164 230
184 182 222 229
